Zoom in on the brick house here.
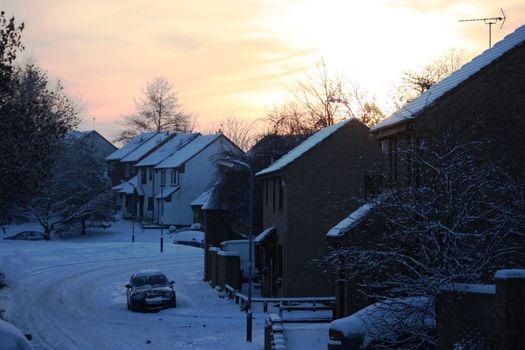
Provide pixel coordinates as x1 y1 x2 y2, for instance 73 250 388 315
255 118 383 297
370 24 525 182
326 24 525 319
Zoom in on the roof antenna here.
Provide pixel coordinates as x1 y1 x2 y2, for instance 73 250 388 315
459 8 506 49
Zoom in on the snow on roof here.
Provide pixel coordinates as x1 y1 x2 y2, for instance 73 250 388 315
326 195 384 238
105 132 158 161
256 118 354 177
135 133 199 167
120 132 171 163
441 283 495 295
495 269 525 280
371 24 525 133
190 189 213 206
155 134 222 169
255 226 275 243
155 186 180 199
66 130 92 139
111 175 139 194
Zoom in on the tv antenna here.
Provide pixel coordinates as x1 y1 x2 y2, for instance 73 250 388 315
459 8 506 48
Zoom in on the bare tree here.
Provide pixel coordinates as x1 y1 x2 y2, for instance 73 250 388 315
218 115 258 151
328 136 525 348
265 59 385 135
115 76 193 143
390 49 465 110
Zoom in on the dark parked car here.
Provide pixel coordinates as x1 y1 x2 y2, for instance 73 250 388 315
125 270 177 312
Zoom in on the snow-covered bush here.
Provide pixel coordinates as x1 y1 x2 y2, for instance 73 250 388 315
328 138 525 348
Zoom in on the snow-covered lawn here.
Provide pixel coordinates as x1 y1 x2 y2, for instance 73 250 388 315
0 220 265 349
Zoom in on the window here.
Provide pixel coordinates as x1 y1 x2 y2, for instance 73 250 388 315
265 180 269 206
272 178 276 212
141 168 147 184
388 136 398 183
170 169 179 185
148 168 152 181
160 170 166 186
278 178 284 210
124 163 130 177
147 197 153 210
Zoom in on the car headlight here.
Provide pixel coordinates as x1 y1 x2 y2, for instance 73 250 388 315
163 291 175 298
132 291 145 299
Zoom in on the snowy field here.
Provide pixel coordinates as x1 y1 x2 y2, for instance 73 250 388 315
0 220 265 350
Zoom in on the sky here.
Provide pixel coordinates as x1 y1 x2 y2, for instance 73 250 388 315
3 0 525 143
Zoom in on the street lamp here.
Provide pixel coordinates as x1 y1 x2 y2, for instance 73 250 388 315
218 157 254 343
160 183 164 253
130 182 137 243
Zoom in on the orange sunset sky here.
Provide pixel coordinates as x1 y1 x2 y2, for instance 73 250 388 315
3 0 525 143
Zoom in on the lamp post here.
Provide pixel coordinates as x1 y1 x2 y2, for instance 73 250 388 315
160 183 164 253
130 182 137 243
218 158 254 343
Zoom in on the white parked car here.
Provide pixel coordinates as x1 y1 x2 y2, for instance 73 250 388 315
0 319 32 350
328 297 435 349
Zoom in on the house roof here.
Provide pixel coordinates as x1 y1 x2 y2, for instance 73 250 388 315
371 24 525 133
135 133 199 167
190 189 213 207
155 134 223 169
120 132 171 163
105 132 158 161
326 195 385 239
256 118 355 177
255 226 275 244
111 175 141 195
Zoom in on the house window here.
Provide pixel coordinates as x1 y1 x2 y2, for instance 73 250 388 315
265 180 269 206
148 168 153 181
278 178 284 210
160 170 166 185
170 169 179 185
388 136 398 183
141 168 147 184
272 178 276 212
124 163 130 177
147 197 153 210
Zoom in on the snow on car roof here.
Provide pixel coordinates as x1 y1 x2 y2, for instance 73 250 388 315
155 134 222 169
371 24 525 133
120 132 171 163
135 133 199 167
0 319 32 350
256 118 355 177
134 270 165 277
105 131 158 161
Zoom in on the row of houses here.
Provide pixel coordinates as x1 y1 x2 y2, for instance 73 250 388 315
201 22 525 337
105 131 242 227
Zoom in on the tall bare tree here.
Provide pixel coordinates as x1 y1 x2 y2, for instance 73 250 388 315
390 49 465 110
264 59 385 135
115 76 193 143
218 115 257 151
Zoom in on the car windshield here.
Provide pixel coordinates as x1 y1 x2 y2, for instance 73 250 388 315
132 274 168 287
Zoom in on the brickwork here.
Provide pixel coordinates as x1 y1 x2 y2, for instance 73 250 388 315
261 119 385 297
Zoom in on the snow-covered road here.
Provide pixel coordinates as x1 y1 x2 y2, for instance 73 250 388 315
0 227 264 350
